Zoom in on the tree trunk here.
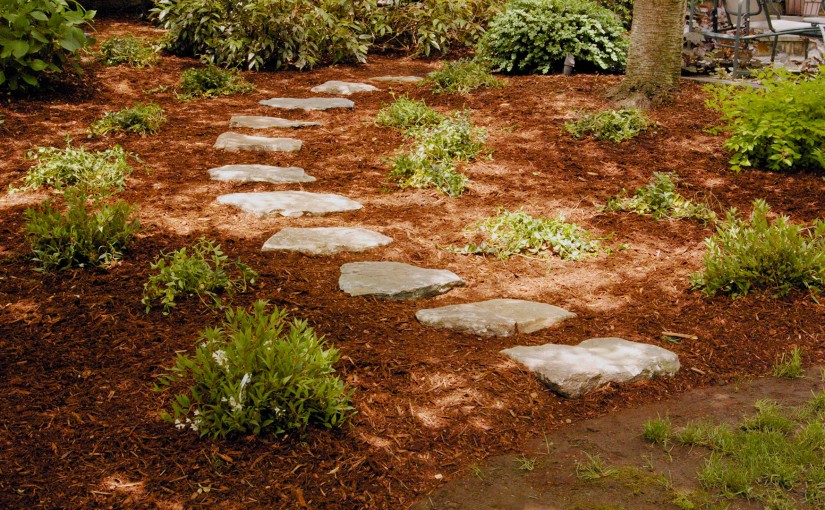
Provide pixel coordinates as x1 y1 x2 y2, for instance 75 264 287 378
609 0 688 108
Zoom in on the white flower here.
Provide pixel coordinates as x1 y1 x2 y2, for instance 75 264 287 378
211 350 228 368
240 373 251 392
174 419 185 430
227 396 242 413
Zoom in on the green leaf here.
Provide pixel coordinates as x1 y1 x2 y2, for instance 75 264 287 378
29 11 48 22
29 59 47 71
8 39 29 58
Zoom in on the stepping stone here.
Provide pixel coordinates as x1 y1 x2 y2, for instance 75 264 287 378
339 262 464 300
214 132 301 152
262 227 393 255
229 115 321 129
369 75 425 83
217 191 362 217
501 337 681 398
259 97 355 111
208 164 315 184
310 80 379 95
416 299 575 337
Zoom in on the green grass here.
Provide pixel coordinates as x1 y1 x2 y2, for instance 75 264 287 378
97 35 158 67
177 64 255 100
18 142 133 194
564 108 652 142
604 172 716 223
425 59 504 94
773 347 805 379
89 102 167 137
575 453 619 481
375 96 444 130
642 416 672 445
454 208 602 261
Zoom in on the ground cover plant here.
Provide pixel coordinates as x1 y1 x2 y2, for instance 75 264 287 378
88 102 166 136
773 347 804 379
177 64 254 100
424 59 504 94
691 200 825 298
17 142 133 194
97 34 158 67
564 108 652 142
374 95 444 130
479 0 628 74
706 68 825 172
158 300 354 438
24 189 140 271
603 172 716 222
142 237 258 314
454 208 602 260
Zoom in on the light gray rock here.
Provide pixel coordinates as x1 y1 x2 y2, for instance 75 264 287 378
217 191 362 217
310 81 379 95
208 165 315 184
339 262 464 300
501 337 680 398
416 299 575 337
259 97 355 111
262 227 393 255
214 132 302 152
369 75 425 83
229 115 322 129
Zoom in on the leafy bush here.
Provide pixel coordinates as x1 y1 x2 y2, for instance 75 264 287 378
455 208 601 260
388 111 486 197
158 300 354 438
24 189 140 271
97 35 158 67
375 96 444 130
604 172 716 222
425 59 504 94
691 200 825 297
706 68 825 172
564 108 651 142
89 102 167 136
0 0 95 92
19 142 133 194
177 63 254 100
597 0 633 30
479 0 628 74
142 237 258 314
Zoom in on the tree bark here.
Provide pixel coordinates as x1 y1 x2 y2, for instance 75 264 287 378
609 0 688 108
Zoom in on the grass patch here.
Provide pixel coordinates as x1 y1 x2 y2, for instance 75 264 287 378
690 199 825 298
575 453 619 481
18 142 133 194
24 189 140 271
424 59 504 94
89 102 167 137
773 347 805 379
454 208 602 261
642 416 672 445
564 108 652 142
604 172 716 223
177 64 254 100
374 96 444 130
142 237 258 314
97 35 158 67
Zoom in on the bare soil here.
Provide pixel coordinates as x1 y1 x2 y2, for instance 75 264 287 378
0 15 823 510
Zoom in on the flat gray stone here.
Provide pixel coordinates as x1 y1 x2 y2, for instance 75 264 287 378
501 338 680 398
416 299 575 337
339 262 464 300
217 191 362 217
229 115 322 129
208 165 315 184
259 97 355 111
262 227 393 255
214 132 301 152
369 75 425 83
310 80 379 95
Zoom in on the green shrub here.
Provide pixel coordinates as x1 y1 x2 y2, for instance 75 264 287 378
0 0 95 92
604 172 716 222
479 0 628 74
89 102 167 136
97 35 158 67
375 96 444 130
177 63 254 99
24 189 140 271
691 200 825 297
158 300 355 438
19 142 133 194
564 108 651 142
142 237 258 314
455 208 601 260
388 111 486 197
597 0 633 29
425 59 504 94
706 68 825 172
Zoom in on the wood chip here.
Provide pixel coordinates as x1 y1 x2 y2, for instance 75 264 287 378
662 331 699 340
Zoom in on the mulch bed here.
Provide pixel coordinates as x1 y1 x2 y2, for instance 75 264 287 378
0 15 823 509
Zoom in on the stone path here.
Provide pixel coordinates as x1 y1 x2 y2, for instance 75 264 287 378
310 81 379 95
214 132 302 152
339 262 464 300
229 115 321 129
208 164 315 184
217 191 362 217
262 227 392 255
416 299 576 337
259 97 355 111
